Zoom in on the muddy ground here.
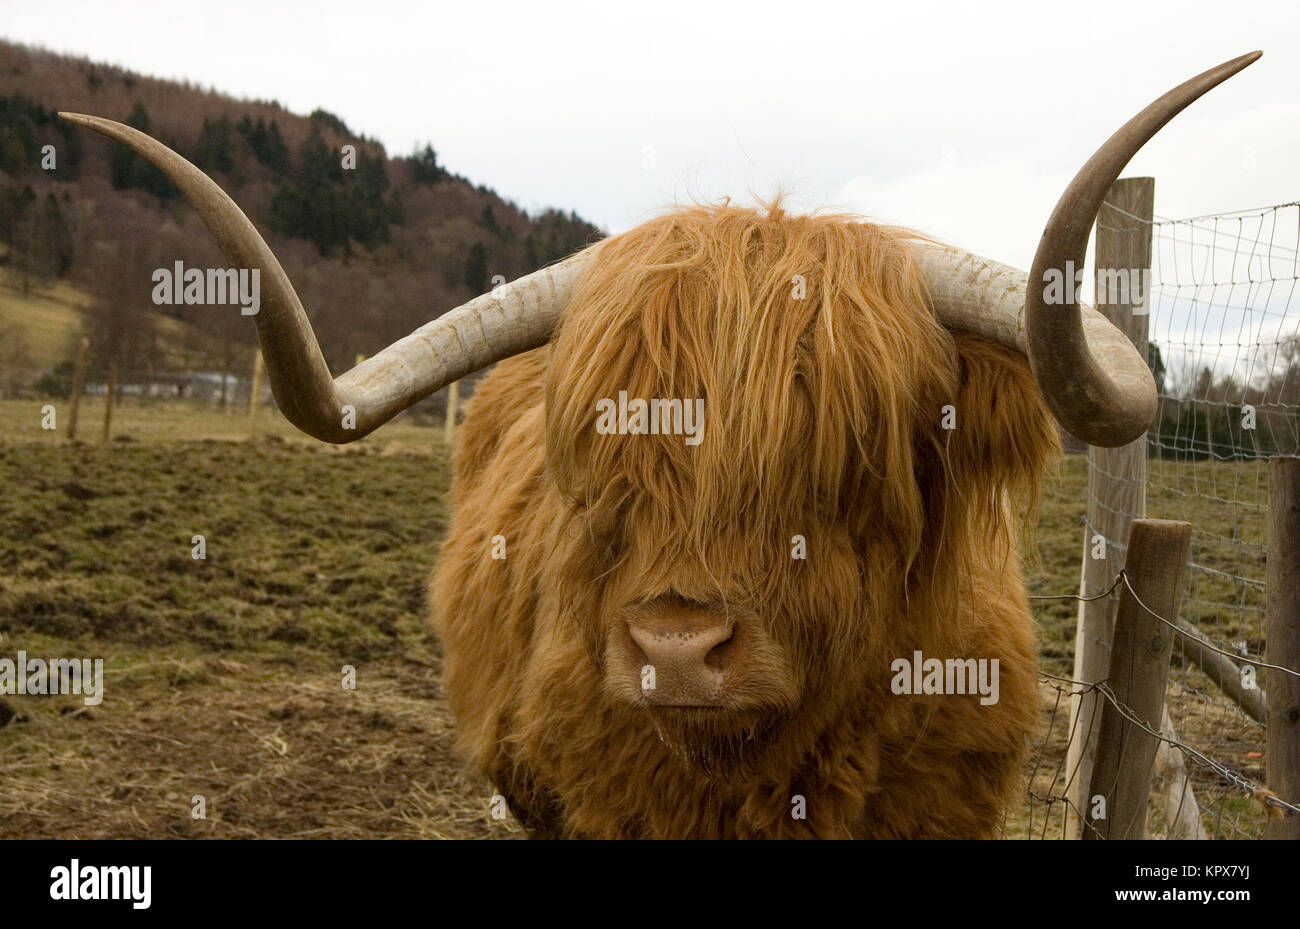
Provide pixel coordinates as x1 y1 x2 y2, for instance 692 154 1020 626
0 428 1269 838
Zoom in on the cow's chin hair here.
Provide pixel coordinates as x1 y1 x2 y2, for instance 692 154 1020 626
645 705 789 777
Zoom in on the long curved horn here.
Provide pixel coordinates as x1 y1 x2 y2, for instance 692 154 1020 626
1021 51 1261 447
912 244 1154 430
58 113 584 444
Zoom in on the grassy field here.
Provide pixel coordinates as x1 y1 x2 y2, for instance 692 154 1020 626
0 267 251 375
0 273 93 370
0 401 514 838
0 399 1270 838
1 394 446 448
1014 453 1269 840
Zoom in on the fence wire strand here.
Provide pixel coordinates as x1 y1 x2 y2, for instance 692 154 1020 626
1021 201 1300 839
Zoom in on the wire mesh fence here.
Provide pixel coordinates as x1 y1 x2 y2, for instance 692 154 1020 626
1012 571 1299 839
1016 200 1300 839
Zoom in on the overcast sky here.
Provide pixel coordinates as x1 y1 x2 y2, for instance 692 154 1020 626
2 0 1297 274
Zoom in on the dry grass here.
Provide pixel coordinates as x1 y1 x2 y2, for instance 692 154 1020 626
0 397 443 447
0 431 516 839
0 416 1274 839
0 268 248 373
0 647 521 839
0 270 93 369
1012 454 1270 839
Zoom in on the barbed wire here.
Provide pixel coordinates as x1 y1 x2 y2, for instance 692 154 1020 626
1024 565 1300 832
1035 566 1300 681
1035 670 1300 818
1060 201 1299 837
1117 571 1300 680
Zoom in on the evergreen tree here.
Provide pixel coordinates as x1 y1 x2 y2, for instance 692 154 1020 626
109 103 149 189
237 115 291 176
111 103 176 199
407 143 443 184
195 115 235 174
309 109 351 136
270 128 345 254
0 183 36 245
39 191 74 276
270 130 397 255
263 121 291 175
464 242 488 294
385 188 404 225
4 187 72 291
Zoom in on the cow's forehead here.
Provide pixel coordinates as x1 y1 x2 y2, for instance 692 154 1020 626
537 204 959 554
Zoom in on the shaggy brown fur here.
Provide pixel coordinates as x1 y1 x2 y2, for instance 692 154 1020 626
431 202 1059 838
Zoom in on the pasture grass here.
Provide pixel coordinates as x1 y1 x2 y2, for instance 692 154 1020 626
0 411 1270 839
0 430 522 838
0 271 91 369
0 397 443 447
0 268 245 371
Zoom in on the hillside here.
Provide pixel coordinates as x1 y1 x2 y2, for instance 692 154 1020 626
0 40 603 400
0 264 255 395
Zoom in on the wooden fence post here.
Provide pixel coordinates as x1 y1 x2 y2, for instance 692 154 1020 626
66 337 89 442
248 350 264 441
1153 706 1209 839
1067 177 1156 836
1174 616 1267 724
1083 518 1191 840
101 365 116 443
1266 458 1300 839
444 380 460 445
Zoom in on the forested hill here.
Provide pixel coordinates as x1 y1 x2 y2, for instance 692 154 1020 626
0 40 603 393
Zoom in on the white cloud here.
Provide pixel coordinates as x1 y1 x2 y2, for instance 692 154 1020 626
834 157 1073 270
1 0 1295 236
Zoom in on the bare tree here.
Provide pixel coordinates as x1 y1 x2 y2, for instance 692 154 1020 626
81 239 158 385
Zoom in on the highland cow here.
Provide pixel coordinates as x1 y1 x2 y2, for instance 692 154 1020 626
61 51 1260 838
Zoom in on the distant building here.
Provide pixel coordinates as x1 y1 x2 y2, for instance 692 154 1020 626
87 372 272 405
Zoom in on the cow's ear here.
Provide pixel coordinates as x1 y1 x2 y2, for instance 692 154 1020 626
936 334 1061 521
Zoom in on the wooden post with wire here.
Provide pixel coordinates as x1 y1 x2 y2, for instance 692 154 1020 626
1174 616 1267 724
248 350 265 441
1265 457 1300 839
101 365 116 443
1083 518 1191 840
444 380 460 446
1067 176 1155 837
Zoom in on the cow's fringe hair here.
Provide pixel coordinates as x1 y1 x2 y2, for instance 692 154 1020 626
545 200 1054 646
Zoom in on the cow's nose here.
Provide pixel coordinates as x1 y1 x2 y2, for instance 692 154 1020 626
625 610 737 706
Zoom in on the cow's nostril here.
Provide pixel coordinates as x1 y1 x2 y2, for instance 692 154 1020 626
704 630 737 671
623 607 737 706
